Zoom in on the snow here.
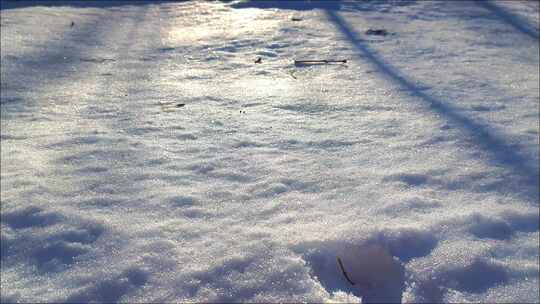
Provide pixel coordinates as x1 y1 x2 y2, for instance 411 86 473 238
1 0 539 303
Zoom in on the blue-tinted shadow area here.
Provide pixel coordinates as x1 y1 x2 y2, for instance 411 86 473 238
325 10 539 203
0 0 176 10
1 2 150 118
477 1 540 40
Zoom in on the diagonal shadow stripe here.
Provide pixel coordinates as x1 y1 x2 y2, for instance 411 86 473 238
0 5 151 118
477 0 540 40
0 0 175 11
325 10 539 203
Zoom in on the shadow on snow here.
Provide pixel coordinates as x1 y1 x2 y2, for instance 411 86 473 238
477 0 540 40
0 0 178 10
0 2 149 117
325 9 539 203
230 0 539 203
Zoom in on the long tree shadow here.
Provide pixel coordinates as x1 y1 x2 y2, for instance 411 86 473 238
0 3 150 118
228 1 539 202
476 0 540 40
0 0 176 11
325 10 539 203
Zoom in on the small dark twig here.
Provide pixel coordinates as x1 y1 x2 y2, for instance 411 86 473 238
337 256 355 286
295 59 347 65
288 70 297 79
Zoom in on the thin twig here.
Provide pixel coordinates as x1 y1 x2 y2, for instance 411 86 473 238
288 70 297 79
337 256 355 285
294 59 347 64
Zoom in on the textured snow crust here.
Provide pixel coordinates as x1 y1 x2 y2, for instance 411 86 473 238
1 1 539 303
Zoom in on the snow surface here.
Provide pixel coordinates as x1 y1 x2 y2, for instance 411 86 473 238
1 0 539 303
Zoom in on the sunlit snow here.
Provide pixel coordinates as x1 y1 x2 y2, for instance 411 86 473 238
1 0 539 303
